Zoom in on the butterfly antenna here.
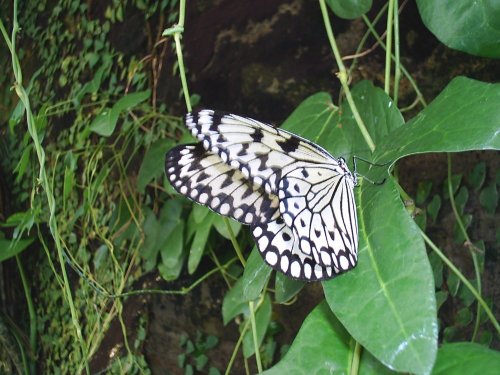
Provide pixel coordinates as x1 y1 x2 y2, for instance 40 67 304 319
352 155 390 186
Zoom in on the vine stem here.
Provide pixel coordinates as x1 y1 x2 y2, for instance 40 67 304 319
1 3 90 373
446 154 483 341
420 230 500 335
318 0 375 153
249 300 263 373
384 0 395 95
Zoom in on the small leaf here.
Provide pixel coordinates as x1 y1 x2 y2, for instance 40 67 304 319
443 174 462 200
222 277 251 325
113 90 150 113
187 215 214 274
454 186 469 214
89 107 118 137
416 180 432 205
160 221 185 268
479 183 498 214
427 194 442 223
456 307 472 326
435 291 448 311
274 273 305 304
453 214 472 243
468 162 486 191
0 238 34 262
428 251 443 288
212 215 241 239
137 139 174 192
192 204 210 224
325 0 372 20
241 248 272 301
195 354 208 371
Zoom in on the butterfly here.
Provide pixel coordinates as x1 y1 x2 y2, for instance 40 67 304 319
165 110 358 281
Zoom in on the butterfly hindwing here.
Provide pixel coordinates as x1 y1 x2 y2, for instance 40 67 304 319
251 218 335 281
278 161 358 270
165 143 280 224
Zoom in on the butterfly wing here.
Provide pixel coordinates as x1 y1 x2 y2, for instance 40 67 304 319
165 143 280 224
278 162 358 270
252 218 335 281
185 110 334 194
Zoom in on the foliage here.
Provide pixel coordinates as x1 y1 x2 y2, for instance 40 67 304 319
0 0 499 374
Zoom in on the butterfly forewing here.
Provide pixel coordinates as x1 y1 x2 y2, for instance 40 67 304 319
185 110 333 194
165 143 280 224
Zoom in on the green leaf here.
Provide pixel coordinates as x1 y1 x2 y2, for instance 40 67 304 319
468 162 486 191
262 301 351 374
212 215 241 239
433 343 500 374
324 179 437 374
192 204 210 224
454 186 469 214
326 0 372 20
443 175 462 200
427 194 441 223
241 247 272 301
137 139 174 192
416 0 500 58
377 77 500 163
187 215 214 274
90 90 150 136
160 221 184 268
0 238 34 262
222 278 251 325
274 273 305 304
14 145 32 182
416 180 433 205
113 90 151 113
479 183 498 214
284 87 436 374
243 294 272 358
89 107 119 137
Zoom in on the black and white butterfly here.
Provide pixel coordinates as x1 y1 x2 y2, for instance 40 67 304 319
165 110 358 281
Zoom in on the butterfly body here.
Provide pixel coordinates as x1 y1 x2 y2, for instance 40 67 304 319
166 110 358 281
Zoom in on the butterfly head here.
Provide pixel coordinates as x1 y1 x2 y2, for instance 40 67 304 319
338 157 357 185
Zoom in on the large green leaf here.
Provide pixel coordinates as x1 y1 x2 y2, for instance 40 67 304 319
433 343 500 374
263 300 396 374
263 301 353 374
283 85 437 374
324 178 437 374
377 77 500 163
416 0 500 58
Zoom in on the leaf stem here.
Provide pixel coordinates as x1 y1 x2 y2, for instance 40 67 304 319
2 3 89 372
318 0 375 153
166 0 192 111
384 0 394 95
447 154 482 341
249 300 263 373
420 230 499 336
